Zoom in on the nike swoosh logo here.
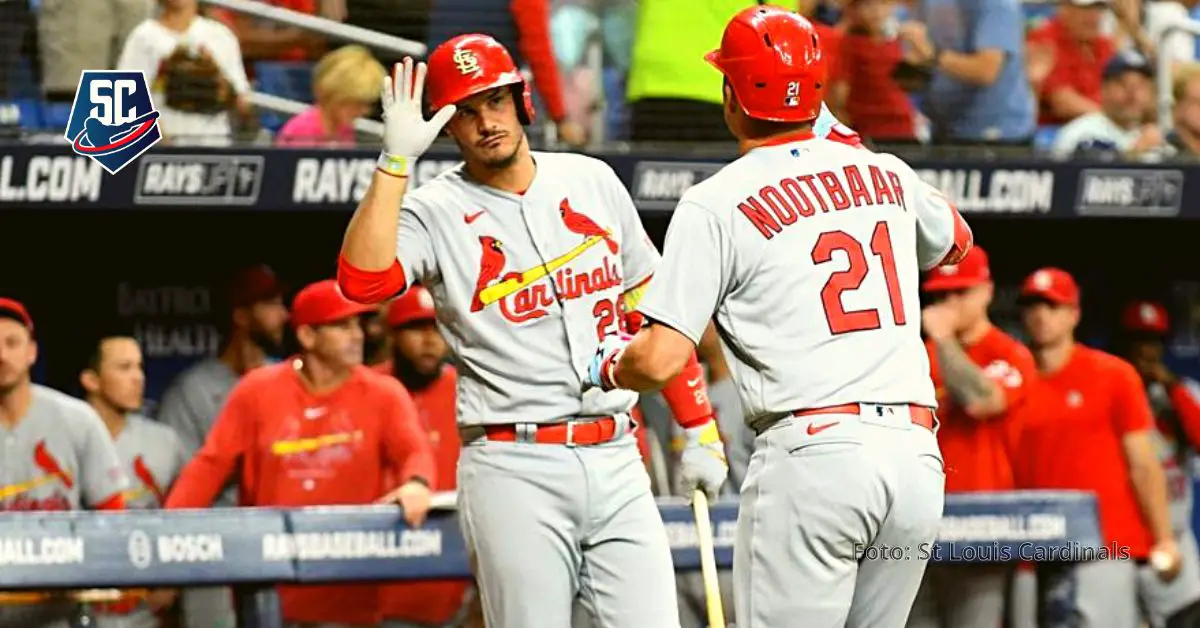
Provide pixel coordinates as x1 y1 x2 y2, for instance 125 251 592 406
464 211 485 224
687 377 702 387
806 421 839 436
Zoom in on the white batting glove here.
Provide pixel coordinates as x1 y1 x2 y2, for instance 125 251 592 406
377 57 457 178
676 420 728 501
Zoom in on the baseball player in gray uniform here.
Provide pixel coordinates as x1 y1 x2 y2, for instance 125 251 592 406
587 7 975 628
338 34 728 628
155 265 285 628
0 299 129 628
81 332 188 628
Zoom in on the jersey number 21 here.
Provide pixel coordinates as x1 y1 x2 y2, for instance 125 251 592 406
812 220 905 335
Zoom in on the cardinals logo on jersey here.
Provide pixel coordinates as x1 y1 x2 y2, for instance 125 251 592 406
469 198 623 324
0 441 74 511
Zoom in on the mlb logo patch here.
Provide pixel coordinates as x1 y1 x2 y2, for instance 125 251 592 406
65 71 162 175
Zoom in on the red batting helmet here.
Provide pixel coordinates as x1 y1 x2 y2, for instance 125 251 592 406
387 285 437 329
426 34 536 125
705 5 828 123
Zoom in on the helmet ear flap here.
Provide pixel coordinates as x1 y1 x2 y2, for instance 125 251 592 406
513 82 535 125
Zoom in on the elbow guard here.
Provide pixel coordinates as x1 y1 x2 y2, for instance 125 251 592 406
661 352 714 429
337 254 407 304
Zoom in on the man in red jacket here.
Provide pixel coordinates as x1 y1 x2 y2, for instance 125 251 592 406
166 279 436 627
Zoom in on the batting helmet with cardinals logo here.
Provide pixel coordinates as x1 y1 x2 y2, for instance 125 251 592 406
426 34 536 125
705 5 828 123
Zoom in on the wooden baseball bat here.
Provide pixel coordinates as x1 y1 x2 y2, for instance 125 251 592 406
692 489 726 628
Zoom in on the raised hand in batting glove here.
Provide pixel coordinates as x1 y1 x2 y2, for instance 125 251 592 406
677 420 728 501
377 57 457 178
586 332 632 391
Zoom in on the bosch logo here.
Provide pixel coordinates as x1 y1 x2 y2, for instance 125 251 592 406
127 529 153 569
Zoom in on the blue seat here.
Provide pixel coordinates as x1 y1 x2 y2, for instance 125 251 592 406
254 61 314 132
1033 125 1062 152
42 102 73 133
14 99 42 130
602 67 628 142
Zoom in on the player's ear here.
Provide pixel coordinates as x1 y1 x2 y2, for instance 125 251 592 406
25 338 36 368
231 306 250 330
80 368 99 395
295 325 317 351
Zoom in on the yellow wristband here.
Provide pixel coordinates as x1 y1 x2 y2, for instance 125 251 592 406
377 153 412 178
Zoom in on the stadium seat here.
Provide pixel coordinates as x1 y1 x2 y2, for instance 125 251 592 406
253 61 314 132
14 99 42 130
602 67 629 142
1033 125 1062 151
41 102 72 133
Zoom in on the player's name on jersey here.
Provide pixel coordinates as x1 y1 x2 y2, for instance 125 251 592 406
290 157 461 204
260 529 444 561
0 154 102 203
936 513 1069 542
915 168 1054 214
0 535 85 566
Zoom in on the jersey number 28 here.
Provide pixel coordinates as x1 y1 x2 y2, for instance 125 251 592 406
812 220 905 335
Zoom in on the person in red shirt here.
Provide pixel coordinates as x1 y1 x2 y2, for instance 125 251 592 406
376 285 473 628
165 279 436 628
1026 0 1117 125
213 0 325 62
829 0 918 141
1114 300 1200 626
906 245 1038 628
1015 269 1179 628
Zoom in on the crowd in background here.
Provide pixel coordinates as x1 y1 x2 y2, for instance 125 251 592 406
6 0 1200 154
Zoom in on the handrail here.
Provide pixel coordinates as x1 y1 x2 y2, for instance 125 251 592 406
198 0 426 57
1156 20 1200 133
246 91 384 137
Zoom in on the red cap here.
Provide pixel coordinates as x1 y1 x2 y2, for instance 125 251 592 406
1121 300 1170 334
229 265 285 309
387 286 437 328
1020 268 1081 307
291 280 375 328
922 246 991 292
0 298 33 331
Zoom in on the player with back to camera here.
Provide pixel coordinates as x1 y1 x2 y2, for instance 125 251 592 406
337 33 726 628
586 6 974 628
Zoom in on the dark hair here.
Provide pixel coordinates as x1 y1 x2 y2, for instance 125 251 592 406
83 329 139 375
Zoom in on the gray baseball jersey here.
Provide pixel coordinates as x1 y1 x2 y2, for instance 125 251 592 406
637 138 959 426
0 385 127 628
399 151 679 628
153 359 240 628
156 357 239 506
639 135 961 628
399 151 657 425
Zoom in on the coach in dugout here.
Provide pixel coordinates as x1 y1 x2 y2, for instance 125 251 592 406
1016 269 1178 628
0 299 128 628
165 279 436 627
378 286 474 628
81 331 188 627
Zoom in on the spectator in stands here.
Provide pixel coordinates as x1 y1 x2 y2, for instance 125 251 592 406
1052 51 1165 158
627 0 840 143
117 0 253 146
275 44 384 146
1145 0 1199 68
363 304 390 369
900 0 1035 143
1169 62 1200 154
80 332 183 626
0 298 127 627
156 264 286 628
165 279 436 628
343 0 430 69
829 0 919 142
1115 301 1200 627
0 0 32 100
37 0 150 103
1027 0 1117 126
1015 268 1178 628
425 0 587 146
378 286 472 628
213 0 326 63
